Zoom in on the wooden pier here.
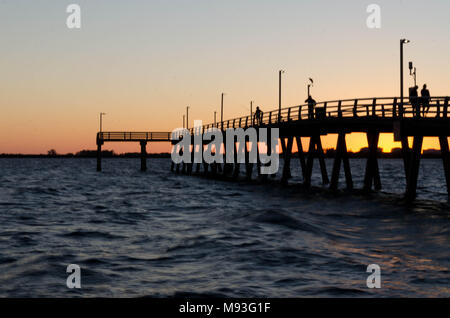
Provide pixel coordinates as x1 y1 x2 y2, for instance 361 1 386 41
96 132 173 172
171 96 450 201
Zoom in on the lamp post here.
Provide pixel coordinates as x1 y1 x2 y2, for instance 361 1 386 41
186 106 190 130
400 39 410 117
214 111 217 127
99 112 106 132
221 93 225 130
278 70 285 122
307 78 314 97
183 115 185 129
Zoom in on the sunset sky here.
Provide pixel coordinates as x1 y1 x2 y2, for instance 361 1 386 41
1 0 450 154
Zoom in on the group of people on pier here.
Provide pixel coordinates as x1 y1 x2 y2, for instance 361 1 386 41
252 94 318 125
409 84 431 117
250 84 432 125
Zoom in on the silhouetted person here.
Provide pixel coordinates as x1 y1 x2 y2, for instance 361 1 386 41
421 84 431 116
254 106 263 125
409 85 419 117
305 95 316 119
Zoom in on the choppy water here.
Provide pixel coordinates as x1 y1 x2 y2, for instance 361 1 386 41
0 158 449 297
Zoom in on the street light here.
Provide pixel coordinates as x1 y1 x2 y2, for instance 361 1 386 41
278 70 285 122
214 111 217 127
307 78 314 97
99 112 106 132
186 106 190 130
183 115 185 129
400 38 410 117
221 93 225 130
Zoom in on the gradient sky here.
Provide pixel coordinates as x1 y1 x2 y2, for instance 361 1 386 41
1 0 450 154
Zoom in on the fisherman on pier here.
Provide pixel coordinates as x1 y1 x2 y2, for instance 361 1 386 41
421 84 431 116
409 85 420 117
254 106 263 125
305 95 317 120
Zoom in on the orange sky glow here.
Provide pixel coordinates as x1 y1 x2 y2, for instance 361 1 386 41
1 1 449 155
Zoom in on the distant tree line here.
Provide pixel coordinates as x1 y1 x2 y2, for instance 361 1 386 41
0 149 171 158
0 148 443 159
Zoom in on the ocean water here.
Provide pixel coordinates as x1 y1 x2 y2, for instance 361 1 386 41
0 158 448 297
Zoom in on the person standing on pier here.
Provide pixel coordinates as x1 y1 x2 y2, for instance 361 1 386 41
254 106 263 125
305 95 317 119
421 84 431 116
409 85 420 117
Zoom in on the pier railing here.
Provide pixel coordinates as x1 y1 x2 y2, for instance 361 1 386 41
181 96 450 136
98 132 172 142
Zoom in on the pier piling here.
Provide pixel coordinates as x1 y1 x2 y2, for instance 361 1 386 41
330 133 353 190
363 132 381 191
140 141 147 172
405 136 424 201
439 136 450 197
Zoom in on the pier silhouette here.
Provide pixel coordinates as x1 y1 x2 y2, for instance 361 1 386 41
96 96 450 201
168 96 450 201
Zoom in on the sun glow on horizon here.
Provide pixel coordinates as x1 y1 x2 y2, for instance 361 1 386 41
1 1 450 154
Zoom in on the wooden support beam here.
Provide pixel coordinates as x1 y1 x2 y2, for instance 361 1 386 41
256 140 262 178
363 132 381 191
187 145 194 175
280 138 286 183
401 136 410 185
211 162 217 176
203 161 209 176
373 153 382 191
222 138 231 177
261 128 272 181
296 136 307 181
405 136 423 201
330 133 353 190
330 133 345 190
316 135 329 185
140 141 147 172
439 136 450 197
202 144 209 176
342 138 353 190
304 137 315 188
233 140 240 178
195 145 201 174
281 137 294 184
217 142 224 174
96 142 102 172
245 139 253 180
195 162 201 174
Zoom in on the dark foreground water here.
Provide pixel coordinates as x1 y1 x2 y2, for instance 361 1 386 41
0 158 449 297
